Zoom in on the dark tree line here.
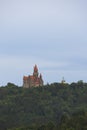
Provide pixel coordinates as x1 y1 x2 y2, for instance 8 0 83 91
0 81 87 130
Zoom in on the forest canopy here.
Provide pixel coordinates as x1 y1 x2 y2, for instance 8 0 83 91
0 81 87 130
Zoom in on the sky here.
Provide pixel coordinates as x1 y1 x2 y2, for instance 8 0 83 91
0 0 87 86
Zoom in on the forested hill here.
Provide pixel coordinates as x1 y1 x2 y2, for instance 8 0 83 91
0 81 87 130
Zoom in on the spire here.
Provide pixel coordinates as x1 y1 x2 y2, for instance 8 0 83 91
33 64 38 77
34 64 38 72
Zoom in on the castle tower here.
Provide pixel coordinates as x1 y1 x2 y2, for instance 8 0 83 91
33 64 38 77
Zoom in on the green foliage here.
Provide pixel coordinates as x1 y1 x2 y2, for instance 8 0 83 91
0 82 87 129
6 82 18 88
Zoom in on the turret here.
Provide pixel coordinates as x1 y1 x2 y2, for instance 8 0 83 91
39 73 44 86
40 73 42 79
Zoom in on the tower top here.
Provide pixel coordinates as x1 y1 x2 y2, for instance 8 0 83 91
34 64 38 72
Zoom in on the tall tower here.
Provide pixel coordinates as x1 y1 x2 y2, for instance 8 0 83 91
33 64 38 77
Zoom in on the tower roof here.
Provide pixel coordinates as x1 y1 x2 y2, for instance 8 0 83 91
34 64 38 72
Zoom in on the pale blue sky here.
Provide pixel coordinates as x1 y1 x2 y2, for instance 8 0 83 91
0 0 87 86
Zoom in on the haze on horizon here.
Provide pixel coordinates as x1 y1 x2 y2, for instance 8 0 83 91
0 0 87 86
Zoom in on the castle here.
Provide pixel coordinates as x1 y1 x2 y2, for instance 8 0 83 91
23 65 44 88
